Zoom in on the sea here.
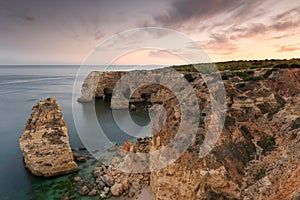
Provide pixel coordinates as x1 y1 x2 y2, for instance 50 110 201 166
0 65 162 200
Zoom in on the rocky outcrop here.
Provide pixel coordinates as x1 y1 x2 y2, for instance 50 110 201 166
78 71 126 103
19 98 78 177
77 69 200 108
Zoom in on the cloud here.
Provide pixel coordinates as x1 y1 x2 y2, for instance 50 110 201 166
235 23 268 38
150 1 300 57
235 12 300 39
271 33 295 40
273 7 300 21
271 20 300 31
154 0 264 29
148 49 182 60
17 14 36 22
197 34 239 56
200 41 239 55
203 5 300 51
0 2 36 23
210 33 229 43
277 44 300 52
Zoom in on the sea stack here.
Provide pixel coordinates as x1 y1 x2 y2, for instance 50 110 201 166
19 98 78 177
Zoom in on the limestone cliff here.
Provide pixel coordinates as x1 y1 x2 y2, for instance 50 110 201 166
77 71 125 103
79 64 300 199
19 98 79 177
77 69 197 108
150 68 300 200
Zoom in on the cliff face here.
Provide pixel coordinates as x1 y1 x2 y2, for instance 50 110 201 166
242 96 300 200
78 71 125 103
79 67 300 199
77 70 195 108
150 68 300 200
19 98 79 177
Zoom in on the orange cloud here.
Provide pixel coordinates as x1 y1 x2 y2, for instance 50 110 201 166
277 44 300 52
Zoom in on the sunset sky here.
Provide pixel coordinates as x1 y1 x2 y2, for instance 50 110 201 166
0 0 299 64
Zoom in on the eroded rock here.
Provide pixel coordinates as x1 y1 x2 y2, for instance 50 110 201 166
19 98 78 177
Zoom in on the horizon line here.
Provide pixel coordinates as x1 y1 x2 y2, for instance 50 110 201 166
0 57 299 66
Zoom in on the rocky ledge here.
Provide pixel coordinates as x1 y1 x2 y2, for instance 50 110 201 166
19 98 79 177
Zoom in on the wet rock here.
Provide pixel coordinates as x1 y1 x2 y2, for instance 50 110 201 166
88 189 98 196
60 195 70 200
79 186 90 196
130 104 137 110
73 153 87 163
107 144 119 152
73 176 84 185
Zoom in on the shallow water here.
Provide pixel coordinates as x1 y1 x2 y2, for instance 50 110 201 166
0 65 154 199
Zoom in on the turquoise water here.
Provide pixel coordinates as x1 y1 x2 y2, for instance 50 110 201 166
0 65 152 199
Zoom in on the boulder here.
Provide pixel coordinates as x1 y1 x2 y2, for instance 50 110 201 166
88 189 98 196
111 183 124 196
74 176 84 185
19 98 78 177
73 153 87 163
102 174 114 187
79 186 90 196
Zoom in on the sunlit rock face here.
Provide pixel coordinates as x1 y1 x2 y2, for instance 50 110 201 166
19 98 78 177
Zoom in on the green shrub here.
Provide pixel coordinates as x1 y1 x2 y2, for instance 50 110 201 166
290 64 300 68
263 69 277 78
274 64 289 69
257 136 276 155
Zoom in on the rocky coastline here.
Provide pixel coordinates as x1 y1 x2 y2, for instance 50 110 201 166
76 62 299 199
19 60 300 199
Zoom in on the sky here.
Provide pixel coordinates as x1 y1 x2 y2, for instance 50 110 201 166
0 0 299 65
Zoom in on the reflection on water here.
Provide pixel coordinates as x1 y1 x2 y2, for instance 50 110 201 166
80 98 151 144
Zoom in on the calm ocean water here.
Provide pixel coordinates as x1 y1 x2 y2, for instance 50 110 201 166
0 65 156 199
